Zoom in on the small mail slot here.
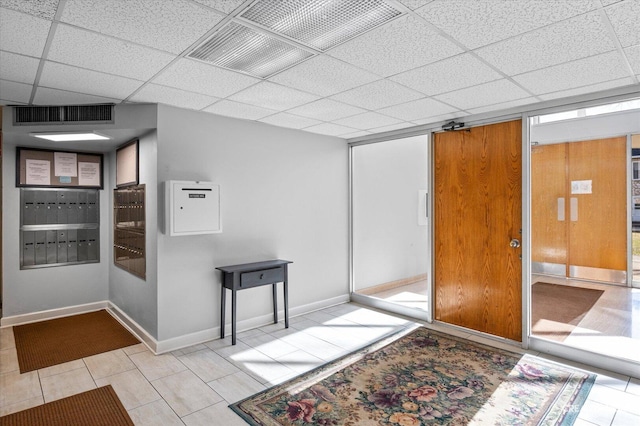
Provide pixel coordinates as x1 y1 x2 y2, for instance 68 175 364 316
240 267 284 288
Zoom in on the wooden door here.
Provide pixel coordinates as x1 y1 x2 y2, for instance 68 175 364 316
434 120 522 341
568 137 627 277
531 143 568 275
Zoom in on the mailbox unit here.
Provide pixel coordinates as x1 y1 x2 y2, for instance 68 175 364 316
20 188 99 269
166 180 221 236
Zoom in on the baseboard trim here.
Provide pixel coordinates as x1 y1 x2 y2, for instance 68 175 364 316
0 301 109 327
357 274 428 296
107 302 159 354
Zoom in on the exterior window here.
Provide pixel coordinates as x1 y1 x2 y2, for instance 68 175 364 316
634 160 640 181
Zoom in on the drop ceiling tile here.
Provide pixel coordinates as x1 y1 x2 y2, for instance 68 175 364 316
60 0 224 54
538 77 636 101
33 86 120 105
476 12 616 76
397 1 434 10
0 51 40 84
328 15 462 77
601 0 623 5
0 0 59 20
513 51 630 95
0 80 32 103
39 61 142 99
304 123 357 137
259 112 322 130
130 83 219 110
434 79 531 111
153 58 259 98
342 130 371 139
378 97 460 121
626 45 640 74
229 81 320 111
368 122 417 134
269 55 380 97
48 24 176 80
606 0 640 47
204 100 276 120
191 0 245 14
287 99 366 121
466 97 539 115
411 112 462 126
333 112 403 130
415 0 599 49
391 54 502 96
330 79 423 110
0 7 51 56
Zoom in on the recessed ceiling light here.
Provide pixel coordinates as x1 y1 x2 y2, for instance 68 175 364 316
29 132 111 142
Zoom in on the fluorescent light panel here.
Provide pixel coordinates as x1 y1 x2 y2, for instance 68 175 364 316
30 132 111 142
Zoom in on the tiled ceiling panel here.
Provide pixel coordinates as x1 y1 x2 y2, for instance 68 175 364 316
390 53 502 96
259 112 322 129
48 24 177 80
239 0 403 50
0 80 33 103
333 112 403 130
397 0 434 10
0 0 59 20
539 77 635 101
39 61 143 100
434 79 531 111
415 0 599 49
512 51 630 95
467 97 539 115
378 97 459 121
269 55 380 97
152 58 260 98
129 84 219 110
191 0 246 14
328 15 462 77
287 99 366 121
605 0 640 47
626 45 640 75
33 86 119 105
368 121 416 134
60 0 224 54
330 79 423 110
229 81 320 110
0 51 40 84
0 8 51 56
476 12 616 76
304 122 358 136
204 100 276 120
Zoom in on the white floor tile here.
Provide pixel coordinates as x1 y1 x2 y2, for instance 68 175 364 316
178 349 239 382
0 327 15 350
0 348 19 374
128 399 184 426
152 370 223 417
40 367 96 403
84 349 136 380
0 371 41 408
129 351 187 381
182 401 249 426
95 369 161 410
208 370 266 403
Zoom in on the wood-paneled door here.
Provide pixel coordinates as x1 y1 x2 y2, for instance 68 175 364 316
434 120 522 341
531 137 627 283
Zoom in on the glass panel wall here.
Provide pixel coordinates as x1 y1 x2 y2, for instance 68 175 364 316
351 135 429 317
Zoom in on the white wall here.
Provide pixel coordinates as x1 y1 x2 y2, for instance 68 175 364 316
1 142 110 317
352 135 429 288
108 130 159 338
155 105 349 341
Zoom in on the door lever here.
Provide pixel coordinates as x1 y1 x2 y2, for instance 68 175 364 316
510 238 521 248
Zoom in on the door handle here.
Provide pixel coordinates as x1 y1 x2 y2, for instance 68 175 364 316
510 238 521 248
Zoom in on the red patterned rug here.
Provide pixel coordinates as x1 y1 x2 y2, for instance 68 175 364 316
231 327 594 425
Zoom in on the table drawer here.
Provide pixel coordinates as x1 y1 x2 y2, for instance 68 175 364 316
240 267 284 288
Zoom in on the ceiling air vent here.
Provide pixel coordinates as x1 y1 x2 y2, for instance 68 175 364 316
13 104 114 126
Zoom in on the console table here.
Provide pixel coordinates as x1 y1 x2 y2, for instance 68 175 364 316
216 259 292 345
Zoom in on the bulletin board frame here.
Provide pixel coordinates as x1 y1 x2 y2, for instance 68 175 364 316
116 139 139 188
16 146 104 189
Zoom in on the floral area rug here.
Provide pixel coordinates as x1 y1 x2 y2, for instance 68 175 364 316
230 327 595 425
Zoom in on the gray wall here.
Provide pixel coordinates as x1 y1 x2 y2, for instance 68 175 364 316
1 142 110 317
108 130 159 338
155 105 349 341
352 135 429 288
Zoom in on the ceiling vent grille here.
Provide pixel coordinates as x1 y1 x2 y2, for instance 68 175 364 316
188 22 313 78
13 104 114 126
240 0 404 51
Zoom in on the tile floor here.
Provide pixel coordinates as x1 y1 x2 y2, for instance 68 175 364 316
1 303 639 425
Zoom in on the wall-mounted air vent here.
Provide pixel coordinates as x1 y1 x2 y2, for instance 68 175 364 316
13 104 114 126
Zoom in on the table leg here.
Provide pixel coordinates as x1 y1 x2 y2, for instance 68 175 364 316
284 270 289 329
220 285 226 339
272 283 278 324
232 289 237 345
